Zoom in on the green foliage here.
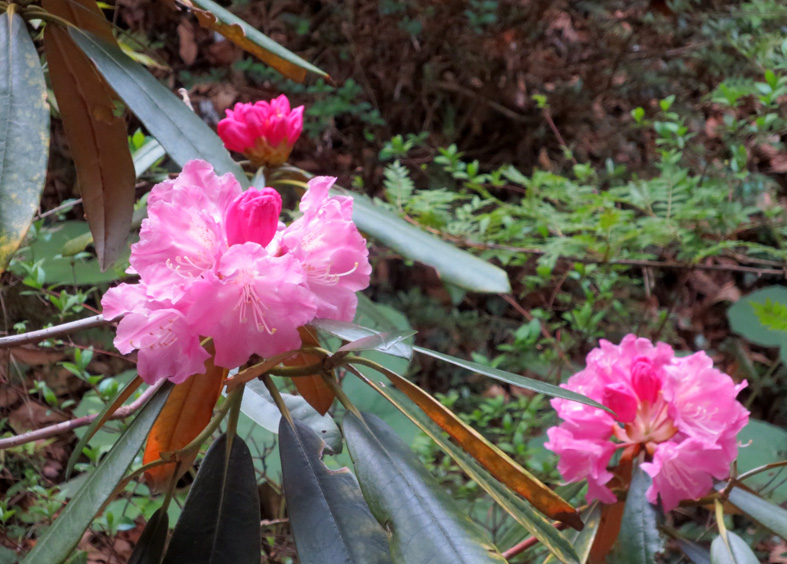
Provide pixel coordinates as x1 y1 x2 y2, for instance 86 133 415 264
751 299 787 335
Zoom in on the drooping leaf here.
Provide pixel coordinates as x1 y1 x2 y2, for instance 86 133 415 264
240 378 342 453
343 412 508 564
42 0 135 269
337 330 418 356
726 486 787 541
66 375 143 478
68 29 246 185
143 356 226 492
543 503 601 564
21 382 172 564
161 434 261 564
341 190 512 293
676 538 711 564
311 319 414 359
42 0 115 41
288 326 334 414
0 7 50 273
710 532 759 564
349 359 582 530
414 346 611 413
608 468 662 564
361 378 580 564
279 417 392 564
127 508 169 564
184 0 327 82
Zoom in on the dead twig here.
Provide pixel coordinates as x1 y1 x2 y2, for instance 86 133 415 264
0 315 113 349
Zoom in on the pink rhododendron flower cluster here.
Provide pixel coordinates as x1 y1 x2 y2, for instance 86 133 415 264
545 335 749 512
102 160 370 385
217 95 304 167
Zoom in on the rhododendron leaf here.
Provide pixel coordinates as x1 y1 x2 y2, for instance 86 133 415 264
311 319 414 359
143 356 226 492
21 382 172 564
360 378 580 564
288 326 335 414
279 417 393 564
128 508 169 564
350 362 582 530
543 504 601 564
68 28 247 186
337 330 417 356
43 1 135 270
413 346 611 413
343 412 509 564
344 191 512 293
0 8 49 274
241 379 342 453
162 434 261 564
66 375 143 478
710 532 758 564
186 0 327 82
725 486 787 541
676 537 711 564
608 469 663 564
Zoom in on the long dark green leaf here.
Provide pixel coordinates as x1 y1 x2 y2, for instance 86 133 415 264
413 346 611 413
21 382 172 564
0 7 50 273
677 538 711 564
726 486 787 540
279 417 392 564
66 376 144 478
240 379 343 452
162 434 260 564
311 319 414 359
608 468 662 564
189 0 327 82
128 508 169 564
68 29 246 185
370 383 579 564
344 412 508 564
544 504 601 564
710 532 759 564
344 191 511 293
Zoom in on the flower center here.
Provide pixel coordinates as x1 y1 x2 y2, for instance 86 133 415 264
613 396 678 447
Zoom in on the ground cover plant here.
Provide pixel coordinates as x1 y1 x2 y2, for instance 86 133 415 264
2 0 787 563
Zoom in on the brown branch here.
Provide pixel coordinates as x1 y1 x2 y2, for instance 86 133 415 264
0 380 162 450
0 315 113 349
501 520 566 560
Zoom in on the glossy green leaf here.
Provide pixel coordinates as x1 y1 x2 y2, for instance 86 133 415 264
343 412 508 564
368 383 580 564
133 138 166 177
127 508 169 564
279 417 393 564
21 382 172 564
677 538 711 564
344 191 511 293
736 419 787 503
311 319 414 359
413 346 611 413
710 532 759 564
726 486 787 540
0 8 50 273
608 468 662 564
543 503 601 564
66 376 143 478
68 29 246 185
189 0 327 82
162 434 261 564
728 286 787 347
240 379 342 452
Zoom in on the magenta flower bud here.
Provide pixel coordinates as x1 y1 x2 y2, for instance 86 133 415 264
631 356 661 404
225 187 282 247
602 382 638 423
217 95 304 167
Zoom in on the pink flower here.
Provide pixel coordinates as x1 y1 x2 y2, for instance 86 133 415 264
282 177 372 321
101 160 370 384
217 95 304 167
545 335 748 512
